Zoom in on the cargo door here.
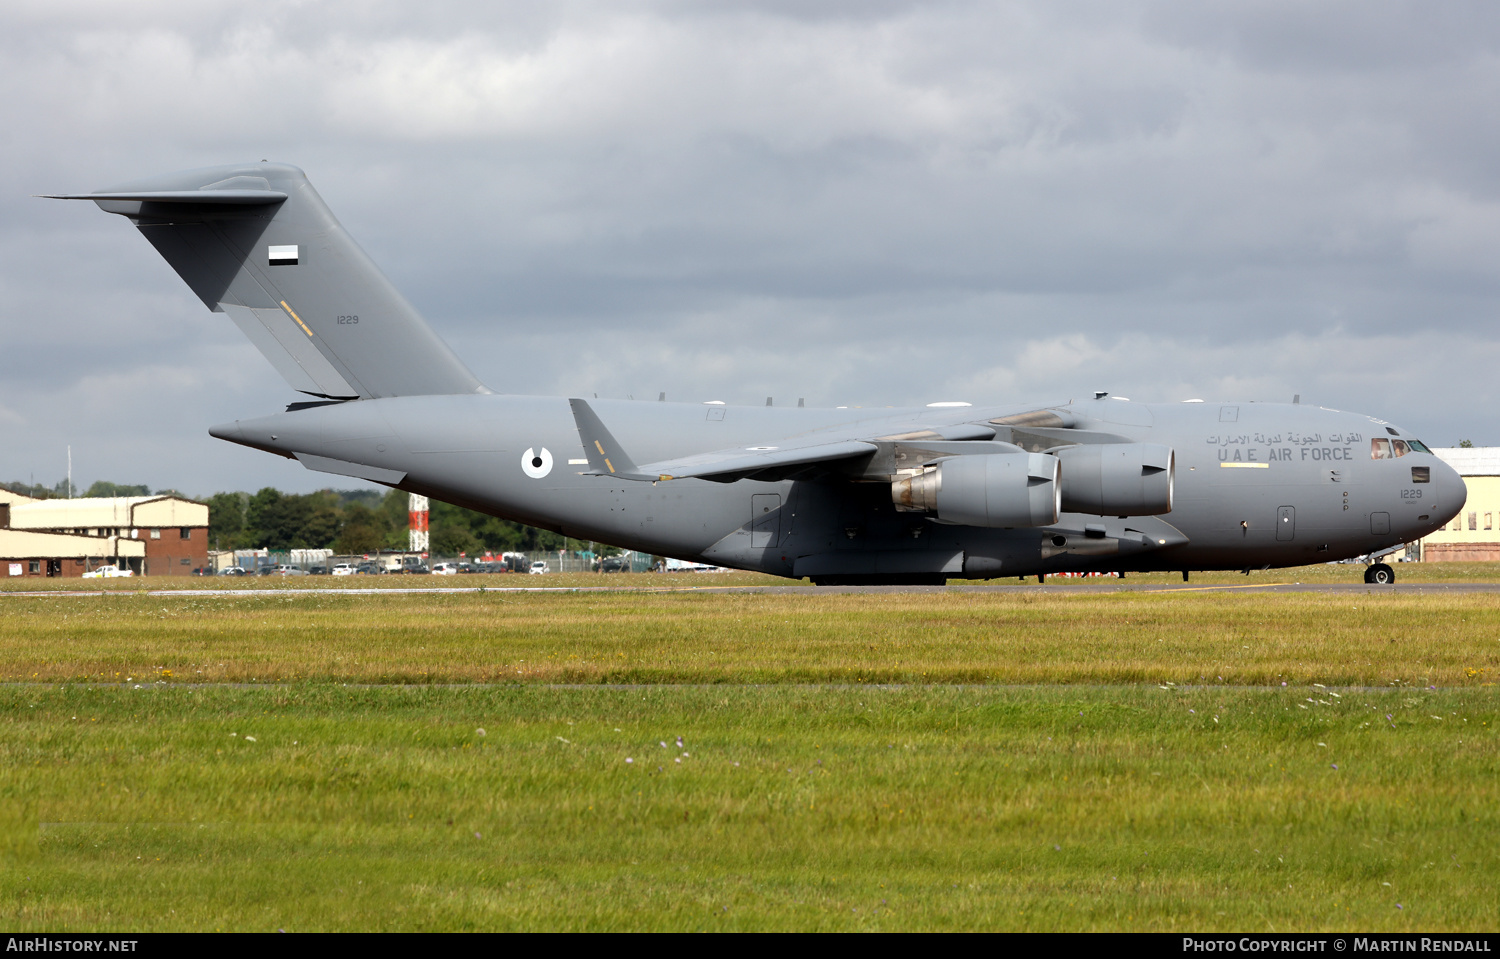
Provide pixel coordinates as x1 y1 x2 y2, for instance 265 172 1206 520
751 494 782 548
1276 506 1295 542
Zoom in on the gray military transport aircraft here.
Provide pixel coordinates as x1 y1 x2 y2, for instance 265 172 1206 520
48 162 1465 586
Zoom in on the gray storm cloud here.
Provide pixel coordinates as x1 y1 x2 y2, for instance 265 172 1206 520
2 0 1497 494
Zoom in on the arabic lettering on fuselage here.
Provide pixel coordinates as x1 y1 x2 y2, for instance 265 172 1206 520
1205 431 1362 463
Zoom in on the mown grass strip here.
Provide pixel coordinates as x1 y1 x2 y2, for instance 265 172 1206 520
2 591 1497 686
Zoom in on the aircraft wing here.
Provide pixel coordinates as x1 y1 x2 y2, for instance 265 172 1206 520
566 398 1123 484
569 398 876 482
639 440 879 482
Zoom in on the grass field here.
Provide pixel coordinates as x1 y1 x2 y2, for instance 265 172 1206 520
2 583 1497 931
3 684 1495 931
1 590 1497 686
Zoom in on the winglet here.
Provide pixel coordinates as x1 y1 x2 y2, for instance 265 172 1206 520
568 399 653 480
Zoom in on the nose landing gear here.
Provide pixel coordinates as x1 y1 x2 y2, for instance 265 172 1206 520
1363 562 1395 585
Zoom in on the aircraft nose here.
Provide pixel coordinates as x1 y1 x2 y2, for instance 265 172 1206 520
1436 458 1467 520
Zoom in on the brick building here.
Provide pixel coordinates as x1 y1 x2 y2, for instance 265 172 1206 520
0 490 208 577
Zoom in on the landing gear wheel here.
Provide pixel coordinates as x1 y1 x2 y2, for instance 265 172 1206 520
1364 563 1395 585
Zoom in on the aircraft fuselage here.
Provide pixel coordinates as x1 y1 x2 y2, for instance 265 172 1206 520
212 394 1464 581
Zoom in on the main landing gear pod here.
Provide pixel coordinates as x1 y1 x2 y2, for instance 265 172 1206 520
1055 443 1174 516
891 452 1061 527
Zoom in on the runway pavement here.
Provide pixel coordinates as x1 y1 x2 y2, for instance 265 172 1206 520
6 582 1500 598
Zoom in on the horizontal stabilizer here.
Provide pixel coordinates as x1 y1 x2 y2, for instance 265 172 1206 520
42 190 288 205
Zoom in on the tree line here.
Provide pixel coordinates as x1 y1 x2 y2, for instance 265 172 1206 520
204 487 574 555
3 480 572 556
2 479 186 500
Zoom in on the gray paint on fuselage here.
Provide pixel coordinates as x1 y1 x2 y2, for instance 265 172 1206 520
210 394 1464 578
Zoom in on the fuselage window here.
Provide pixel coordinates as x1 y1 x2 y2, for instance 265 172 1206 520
1371 438 1392 459
1411 466 1430 484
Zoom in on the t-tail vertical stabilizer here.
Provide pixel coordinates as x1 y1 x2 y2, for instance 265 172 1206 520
45 162 487 400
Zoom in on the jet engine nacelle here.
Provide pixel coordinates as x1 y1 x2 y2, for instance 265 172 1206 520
1055 442 1174 516
891 452 1060 527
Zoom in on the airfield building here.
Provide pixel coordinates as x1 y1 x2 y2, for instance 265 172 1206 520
0 490 209 578
1411 447 1500 561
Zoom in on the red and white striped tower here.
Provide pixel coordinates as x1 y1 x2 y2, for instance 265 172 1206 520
409 493 429 554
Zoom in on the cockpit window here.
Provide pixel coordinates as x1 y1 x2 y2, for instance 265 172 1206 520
1374 437 1429 458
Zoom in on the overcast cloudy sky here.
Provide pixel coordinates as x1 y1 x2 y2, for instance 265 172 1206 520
4 0 1499 496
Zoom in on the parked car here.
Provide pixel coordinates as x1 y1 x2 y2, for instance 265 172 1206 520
355 562 382 575
529 561 550 574
331 563 358 576
600 555 629 573
431 562 459 575
81 564 133 579
307 565 329 575
256 566 279 576
218 566 247 577
271 564 308 576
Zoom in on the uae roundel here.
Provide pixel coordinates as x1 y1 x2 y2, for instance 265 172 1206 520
522 447 553 478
